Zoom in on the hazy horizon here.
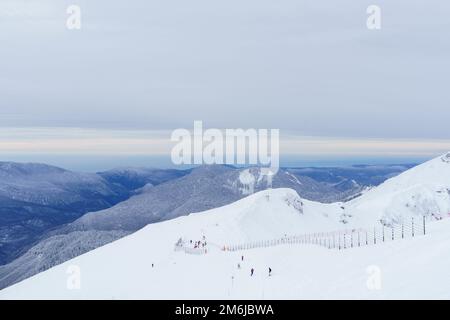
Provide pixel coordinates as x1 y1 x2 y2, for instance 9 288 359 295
1 0 449 170
0 153 431 172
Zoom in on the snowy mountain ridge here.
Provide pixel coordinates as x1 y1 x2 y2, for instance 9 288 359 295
1 154 450 298
1 188 449 299
0 163 359 290
340 152 450 226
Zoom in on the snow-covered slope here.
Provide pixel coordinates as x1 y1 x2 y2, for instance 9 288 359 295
1 187 449 299
2 153 450 299
341 152 450 226
0 188 340 299
0 164 358 290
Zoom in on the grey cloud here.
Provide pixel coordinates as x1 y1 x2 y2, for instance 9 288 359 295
0 0 449 139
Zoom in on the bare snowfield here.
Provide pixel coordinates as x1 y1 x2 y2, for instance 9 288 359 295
0 189 449 300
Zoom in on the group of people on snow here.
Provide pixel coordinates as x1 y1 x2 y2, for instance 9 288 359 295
238 255 272 277
189 236 207 249
175 235 208 253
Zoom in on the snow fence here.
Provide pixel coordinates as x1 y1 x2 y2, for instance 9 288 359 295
224 216 429 252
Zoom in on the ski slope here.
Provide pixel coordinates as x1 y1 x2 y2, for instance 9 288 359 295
1 153 450 299
0 199 449 299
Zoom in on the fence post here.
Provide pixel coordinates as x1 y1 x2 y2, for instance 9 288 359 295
423 216 426 235
358 231 361 247
412 217 415 237
343 234 347 249
402 223 404 239
391 227 394 241
382 225 385 242
374 227 377 245
365 231 368 245
351 233 353 248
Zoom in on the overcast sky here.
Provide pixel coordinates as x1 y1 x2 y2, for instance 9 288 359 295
1 0 450 169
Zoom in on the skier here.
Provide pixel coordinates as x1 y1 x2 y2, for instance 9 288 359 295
152 263 154 268
250 268 254 277
268 267 272 276
241 255 244 262
237 263 241 269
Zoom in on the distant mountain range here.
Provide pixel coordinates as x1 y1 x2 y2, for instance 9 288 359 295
0 162 125 266
0 161 413 289
0 162 190 266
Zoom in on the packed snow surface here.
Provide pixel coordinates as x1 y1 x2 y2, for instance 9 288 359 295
0 189 449 299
